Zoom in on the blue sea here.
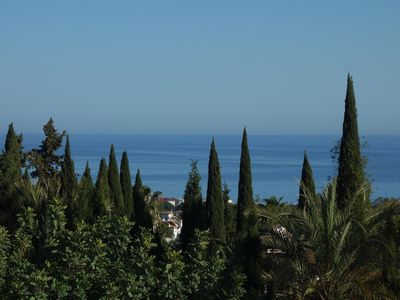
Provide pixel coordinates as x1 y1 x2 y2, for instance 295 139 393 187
6 134 400 203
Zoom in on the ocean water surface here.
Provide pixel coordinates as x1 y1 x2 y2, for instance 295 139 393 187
6 134 400 203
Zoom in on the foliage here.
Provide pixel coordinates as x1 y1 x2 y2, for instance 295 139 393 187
120 151 134 218
298 151 316 211
144 186 163 227
133 170 152 228
205 138 226 254
75 161 93 223
94 158 112 217
185 230 232 299
234 128 264 297
60 135 78 226
0 112 398 299
261 196 286 208
181 160 203 251
336 74 369 217
28 118 66 197
259 180 400 299
0 123 24 231
108 144 124 216
236 127 255 237
0 196 244 299
223 183 237 250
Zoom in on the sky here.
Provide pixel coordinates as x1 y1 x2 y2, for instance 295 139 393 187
0 1 399 135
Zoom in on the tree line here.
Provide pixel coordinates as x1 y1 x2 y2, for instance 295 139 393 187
0 74 399 299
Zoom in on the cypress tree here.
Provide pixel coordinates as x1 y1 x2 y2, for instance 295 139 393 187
205 138 226 253
336 74 366 212
133 169 151 228
75 161 94 222
236 127 254 237
235 128 263 297
120 151 133 218
181 160 203 251
60 135 78 225
0 123 23 231
298 151 316 211
108 144 124 216
94 158 111 217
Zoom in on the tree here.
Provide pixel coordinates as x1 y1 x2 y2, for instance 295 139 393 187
184 230 236 299
223 183 236 249
181 160 203 252
133 170 151 228
260 180 400 299
74 162 94 222
60 135 78 225
298 151 316 211
120 151 133 218
235 128 263 297
236 127 255 237
94 159 111 217
205 138 226 254
108 145 124 216
336 74 368 214
28 118 66 197
143 186 162 228
0 123 23 231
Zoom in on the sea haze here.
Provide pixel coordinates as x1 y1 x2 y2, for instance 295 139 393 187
6 134 400 203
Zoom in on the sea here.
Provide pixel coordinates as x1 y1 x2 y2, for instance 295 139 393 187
4 134 400 203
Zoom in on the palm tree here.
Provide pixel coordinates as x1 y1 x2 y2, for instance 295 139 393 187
258 180 400 299
143 185 162 231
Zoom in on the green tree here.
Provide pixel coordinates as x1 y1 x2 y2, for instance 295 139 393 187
223 183 236 249
133 170 151 228
298 151 316 211
157 249 186 299
260 180 400 299
60 135 78 225
28 118 66 197
184 230 231 299
181 160 203 251
236 127 255 237
108 145 124 216
336 74 368 214
74 162 94 222
0 123 23 231
235 128 263 297
120 151 133 218
205 138 226 254
94 159 112 217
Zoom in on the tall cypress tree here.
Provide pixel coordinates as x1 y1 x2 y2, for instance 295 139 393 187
236 127 254 237
0 123 23 231
181 160 203 251
94 158 111 217
133 169 151 228
205 138 226 253
120 151 133 218
75 161 94 222
298 151 316 211
60 135 78 225
235 128 263 297
108 144 124 216
336 74 366 212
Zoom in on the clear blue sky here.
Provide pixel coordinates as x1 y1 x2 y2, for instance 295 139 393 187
1 1 399 135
